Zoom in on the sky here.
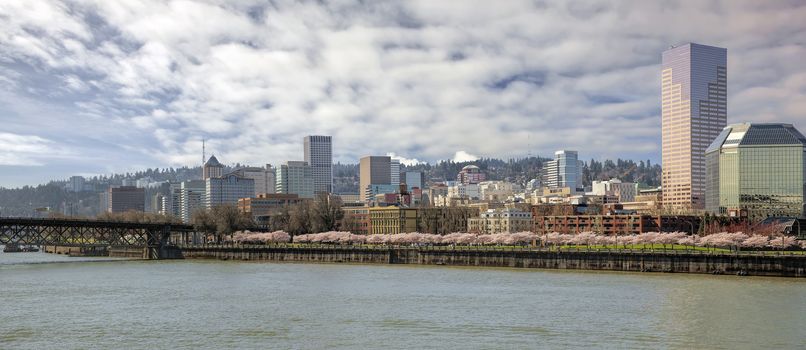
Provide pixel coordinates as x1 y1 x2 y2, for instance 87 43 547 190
1 0 805 187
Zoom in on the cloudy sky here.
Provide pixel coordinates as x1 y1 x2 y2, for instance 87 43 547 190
1 1 805 187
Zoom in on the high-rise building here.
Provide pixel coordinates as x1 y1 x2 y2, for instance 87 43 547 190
705 123 806 222
359 156 391 202
390 159 400 185
203 155 224 180
662 43 727 210
276 161 314 199
68 176 85 192
205 174 255 209
232 165 275 196
108 186 145 213
543 150 584 192
161 182 182 218
180 180 206 222
304 135 333 194
403 171 425 191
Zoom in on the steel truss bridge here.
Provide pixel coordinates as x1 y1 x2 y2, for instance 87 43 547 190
0 217 194 259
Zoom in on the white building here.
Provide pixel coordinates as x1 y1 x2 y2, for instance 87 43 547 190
205 174 255 209
448 183 480 200
478 181 517 202
390 159 401 185
180 180 205 223
468 208 533 234
233 165 276 196
590 178 638 202
276 161 314 199
161 182 182 218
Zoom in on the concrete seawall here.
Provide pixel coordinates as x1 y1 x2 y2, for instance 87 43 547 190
44 245 108 257
177 245 806 277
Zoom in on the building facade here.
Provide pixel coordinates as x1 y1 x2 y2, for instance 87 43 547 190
590 179 638 203
233 165 275 196
180 180 205 223
304 135 333 194
403 171 425 191
237 193 307 225
468 208 533 234
705 123 806 222
205 174 255 209
276 161 314 199
368 207 418 235
359 156 391 202
456 165 486 185
342 207 371 235
661 43 727 210
543 150 584 192
203 155 224 180
108 186 145 213
390 158 400 185
533 214 701 235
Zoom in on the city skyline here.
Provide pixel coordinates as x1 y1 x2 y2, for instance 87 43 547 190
1 1 806 187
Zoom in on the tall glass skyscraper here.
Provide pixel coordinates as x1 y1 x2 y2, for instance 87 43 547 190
705 123 806 222
661 43 727 210
303 135 332 194
543 150 584 192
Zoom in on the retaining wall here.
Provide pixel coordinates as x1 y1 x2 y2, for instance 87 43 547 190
178 245 806 277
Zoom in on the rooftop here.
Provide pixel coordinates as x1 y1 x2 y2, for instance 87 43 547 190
706 123 806 153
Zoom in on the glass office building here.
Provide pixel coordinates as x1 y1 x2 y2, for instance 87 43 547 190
705 123 806 222
662 43 727 210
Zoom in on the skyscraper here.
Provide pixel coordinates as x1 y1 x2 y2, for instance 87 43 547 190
662 43 727 210
359 156 391 202
390 158 401 186
179 180 205 223
543 150 584 192
303 135 333 194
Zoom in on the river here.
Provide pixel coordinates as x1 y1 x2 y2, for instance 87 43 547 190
1 251 804 349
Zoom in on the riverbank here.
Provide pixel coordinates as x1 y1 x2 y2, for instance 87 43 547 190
175 244 806 277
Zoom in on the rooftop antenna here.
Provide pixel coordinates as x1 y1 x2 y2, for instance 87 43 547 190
202 138 206 179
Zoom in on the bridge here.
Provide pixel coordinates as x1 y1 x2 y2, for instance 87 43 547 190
0 217 195 259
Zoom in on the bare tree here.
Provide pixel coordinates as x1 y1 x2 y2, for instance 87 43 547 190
268 205 290 232
288 201 312 235
311 193 343 232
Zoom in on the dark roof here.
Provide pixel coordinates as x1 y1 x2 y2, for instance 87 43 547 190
740 124 806 146
706 123 806 153
205 155 223 167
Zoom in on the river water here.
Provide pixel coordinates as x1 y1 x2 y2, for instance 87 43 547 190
1 251 804 349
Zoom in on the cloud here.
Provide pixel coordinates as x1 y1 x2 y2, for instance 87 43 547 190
0 0 805 186
452 151 480 163
0 132 61 166
387 152 424 166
